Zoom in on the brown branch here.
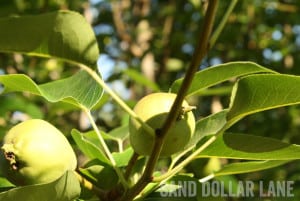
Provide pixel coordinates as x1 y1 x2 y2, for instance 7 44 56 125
156 0 219 157
157 0 175 79
119 1 219 200
133 0 151 17
112 1 132 43
124 152 140 180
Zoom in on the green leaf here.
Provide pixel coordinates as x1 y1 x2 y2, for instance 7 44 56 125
227 74 300 126
71 129 111 165
170 61 275 97
0 70 103 109
185 110 227 149
0 95 43 119
79 159 118 190
87 125 129 149
108 125 129 141
123 69 160 92
80 130 125 154
212 160 290 178
198 133 300 160
82 130 117 146
0 171 80 201
0 10 99 67
0 177 14 189
112 148 134 167
198 160 293 196
195 85 233 96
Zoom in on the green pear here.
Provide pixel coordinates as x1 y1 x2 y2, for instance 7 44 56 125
129 93 196 156
1 119 77 185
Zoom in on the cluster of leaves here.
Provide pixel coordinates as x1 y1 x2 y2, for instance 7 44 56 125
0 1 300 201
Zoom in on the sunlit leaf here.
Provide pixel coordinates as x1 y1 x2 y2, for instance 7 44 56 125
198 133 300 160
108 125 129 141
112 148 134 167
0 70 103 109
0 177 14 189
71 129 111 165
213 160 289 177
228 74 300 127
185 110 227 149
0 11 99 67
171 61 275 97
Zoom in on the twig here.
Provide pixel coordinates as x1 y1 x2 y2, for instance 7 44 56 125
79 64 155 138
124 152 140 180
111 1 132 43
210 0 238 47
83 109 129 189
158 0 175 77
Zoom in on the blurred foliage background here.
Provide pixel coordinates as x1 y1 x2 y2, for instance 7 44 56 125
0 0 300 200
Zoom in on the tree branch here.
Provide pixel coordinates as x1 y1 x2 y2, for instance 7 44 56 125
111 1 132 43
119 1 219 200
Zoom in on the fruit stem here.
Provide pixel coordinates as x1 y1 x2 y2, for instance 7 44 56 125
119 1 219 200
78 64 155 138
84 108 129 189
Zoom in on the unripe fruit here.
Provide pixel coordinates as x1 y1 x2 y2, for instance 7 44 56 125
0 119 77 186
129 93 196 156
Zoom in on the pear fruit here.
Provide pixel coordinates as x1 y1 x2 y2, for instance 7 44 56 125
129 93 196 156
1 119 77 186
